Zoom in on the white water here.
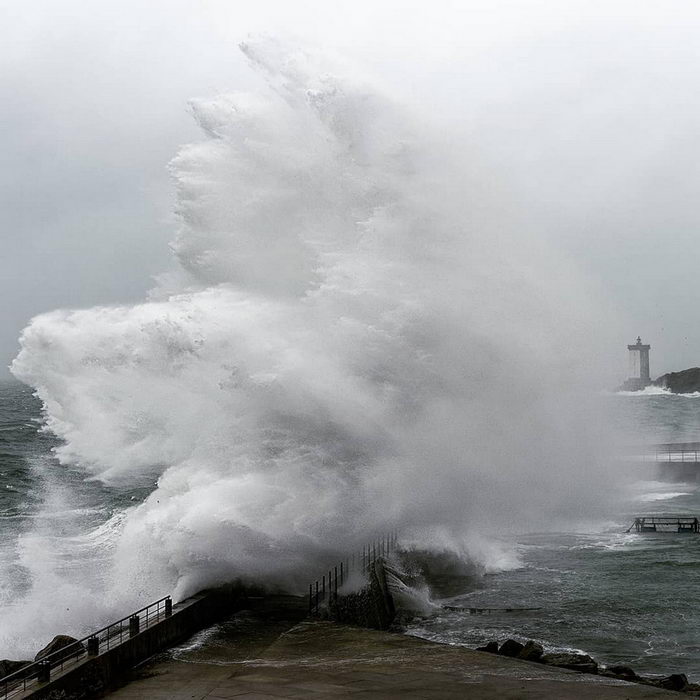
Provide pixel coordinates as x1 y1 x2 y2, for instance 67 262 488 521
615 386 700 398
5 39 622 656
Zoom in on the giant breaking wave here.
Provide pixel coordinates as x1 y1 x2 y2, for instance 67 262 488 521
6 39 619 656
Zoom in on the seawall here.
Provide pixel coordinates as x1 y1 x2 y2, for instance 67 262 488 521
17 584 260 700
16 559 685 699
326 558 396 629
104 614 678 699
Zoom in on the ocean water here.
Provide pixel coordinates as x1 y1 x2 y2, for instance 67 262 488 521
0 379 155 657
3 377 700 678
407 391 700 680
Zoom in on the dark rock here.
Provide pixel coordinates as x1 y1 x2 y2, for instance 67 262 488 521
476 641 499 653
518 640 544 662
604 664 637 680
541 652 598 674
640 673 689 691
35 635 84 663
498 639 525 657
653 368 700 394
658 674 688 691
0 659 31 679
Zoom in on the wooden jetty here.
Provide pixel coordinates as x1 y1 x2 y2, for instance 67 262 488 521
627 515 700 533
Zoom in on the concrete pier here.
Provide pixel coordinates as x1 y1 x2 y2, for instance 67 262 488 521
106 598 676 699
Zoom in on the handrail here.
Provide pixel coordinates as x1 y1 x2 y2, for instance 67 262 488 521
308 532 399 615
626 516 699 534
0 595 171 699
624 443 700 463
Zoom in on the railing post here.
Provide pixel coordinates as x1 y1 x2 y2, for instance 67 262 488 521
334 566 338 600
315 581 319 613
340 561 344 586
322 575 325 600
87 636 100 656
129 614 140 637
165 598 172 617
309 584 313 614
37 661 50 684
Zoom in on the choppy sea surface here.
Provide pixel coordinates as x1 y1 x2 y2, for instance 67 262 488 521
0 379 153 654
407 389 700 679
3 378 700 677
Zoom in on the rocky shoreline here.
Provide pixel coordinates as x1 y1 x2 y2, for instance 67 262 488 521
475 637 697 694
653 367 700 394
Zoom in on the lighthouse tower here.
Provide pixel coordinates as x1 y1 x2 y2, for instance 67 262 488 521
622 337 651 391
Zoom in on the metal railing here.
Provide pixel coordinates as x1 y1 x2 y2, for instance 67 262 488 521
627 516 700 533
308 532 399 615
621 442 700 464
654 445 700 463
0 595 171 700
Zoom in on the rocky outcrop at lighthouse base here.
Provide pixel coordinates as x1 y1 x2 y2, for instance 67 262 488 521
653 368 700 394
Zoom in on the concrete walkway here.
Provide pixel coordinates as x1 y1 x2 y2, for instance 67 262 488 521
107 602 678 699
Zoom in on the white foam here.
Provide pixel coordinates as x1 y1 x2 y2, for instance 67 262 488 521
615 386 700 397
4 38 619 656
635 491 690 502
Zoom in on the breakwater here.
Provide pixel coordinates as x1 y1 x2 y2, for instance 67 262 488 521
1 533 400 699
308 532 399 629
0 584 261 700
6 554 696 699
105 614 678 699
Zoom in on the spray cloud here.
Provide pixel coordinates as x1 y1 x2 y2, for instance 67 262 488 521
6 38 618 655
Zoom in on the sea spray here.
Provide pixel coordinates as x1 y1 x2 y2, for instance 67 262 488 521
5 38 620 656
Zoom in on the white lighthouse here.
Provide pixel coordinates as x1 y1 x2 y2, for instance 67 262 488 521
622 337 651 391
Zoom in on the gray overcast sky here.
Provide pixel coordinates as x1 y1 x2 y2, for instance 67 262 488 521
2 0 700 380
